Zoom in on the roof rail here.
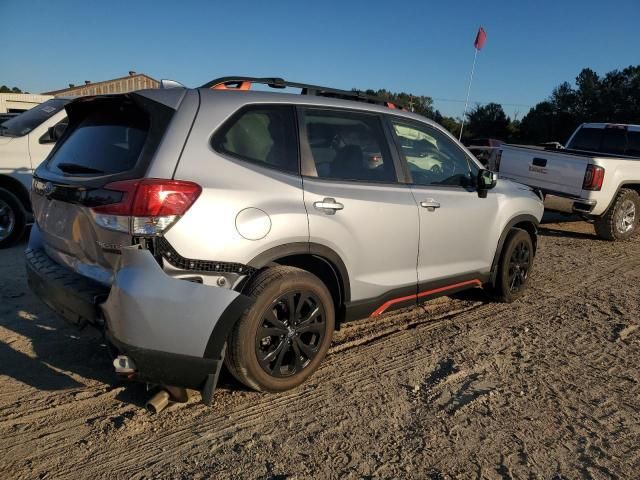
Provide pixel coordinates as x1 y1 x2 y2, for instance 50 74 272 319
199 76 407 110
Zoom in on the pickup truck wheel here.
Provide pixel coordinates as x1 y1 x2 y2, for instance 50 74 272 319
225 266 335 392
490 229 533 303
594 188 640 241
0 189 26 249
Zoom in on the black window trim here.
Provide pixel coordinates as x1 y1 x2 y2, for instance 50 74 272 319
210 103 301 176
296 105 404 186
384 114 480 190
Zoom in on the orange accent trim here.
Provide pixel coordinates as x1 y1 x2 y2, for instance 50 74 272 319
212 81 252 91
370 279 482 317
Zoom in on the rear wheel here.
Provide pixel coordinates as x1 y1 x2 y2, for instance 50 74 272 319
594 188 640 241
225 266 335 392
0 188 26 249
490 228 534 303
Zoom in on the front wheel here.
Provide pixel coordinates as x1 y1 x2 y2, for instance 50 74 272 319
0 189 26 249
489 228 534 303
594 188 640 241
225 266 335 392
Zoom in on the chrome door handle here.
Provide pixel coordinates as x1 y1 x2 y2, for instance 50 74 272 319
314 198 344 215
420 199 440 211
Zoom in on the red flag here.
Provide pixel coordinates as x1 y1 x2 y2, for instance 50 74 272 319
474 27 487 50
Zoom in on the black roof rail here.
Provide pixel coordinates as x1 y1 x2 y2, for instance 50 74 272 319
199 76 407 110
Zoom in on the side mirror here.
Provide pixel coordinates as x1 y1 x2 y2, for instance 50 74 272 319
39 123 67 144
477 169 498 198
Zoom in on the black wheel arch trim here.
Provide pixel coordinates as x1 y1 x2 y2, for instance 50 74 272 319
203 293 254 359
247 242 351 303
490 214 539 285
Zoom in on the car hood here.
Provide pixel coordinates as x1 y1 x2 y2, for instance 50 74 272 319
0 136 14 146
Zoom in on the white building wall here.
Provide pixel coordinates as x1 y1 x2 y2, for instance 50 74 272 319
0 93 53 113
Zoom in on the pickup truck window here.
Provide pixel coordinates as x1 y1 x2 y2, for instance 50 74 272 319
0 98 69 137
568 127 640 157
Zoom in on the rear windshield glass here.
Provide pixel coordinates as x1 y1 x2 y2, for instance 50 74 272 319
48 105 149 175
568 127 640 157
0 98 68 137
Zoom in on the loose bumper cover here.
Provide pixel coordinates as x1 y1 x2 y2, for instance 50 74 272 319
25 226 252 392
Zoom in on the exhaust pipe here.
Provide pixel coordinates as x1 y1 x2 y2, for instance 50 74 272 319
146 390 170 414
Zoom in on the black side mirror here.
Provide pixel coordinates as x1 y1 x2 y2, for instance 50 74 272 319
39 123 67 144
477 169 498 198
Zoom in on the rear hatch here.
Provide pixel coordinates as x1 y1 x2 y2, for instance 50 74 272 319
499 145 588 196
31 91 186 285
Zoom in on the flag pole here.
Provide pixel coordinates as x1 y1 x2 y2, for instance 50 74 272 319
459 47 479 141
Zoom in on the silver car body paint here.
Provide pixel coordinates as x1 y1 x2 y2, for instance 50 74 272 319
102 246 240 357
27 85 543 365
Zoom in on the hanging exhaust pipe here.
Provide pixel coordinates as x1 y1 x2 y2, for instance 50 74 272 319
146 390 170 414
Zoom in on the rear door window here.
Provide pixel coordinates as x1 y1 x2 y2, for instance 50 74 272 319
211 105 298 174
48 105 149 175
300 108 396 183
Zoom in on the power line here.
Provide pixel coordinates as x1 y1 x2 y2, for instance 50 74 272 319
431 97 533 108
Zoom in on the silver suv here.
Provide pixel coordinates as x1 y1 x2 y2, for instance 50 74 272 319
26 77 543 403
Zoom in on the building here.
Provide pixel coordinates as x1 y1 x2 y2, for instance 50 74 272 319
42 71 160 97
0 93 53 113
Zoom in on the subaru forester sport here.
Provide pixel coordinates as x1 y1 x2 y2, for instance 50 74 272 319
26 77 543 402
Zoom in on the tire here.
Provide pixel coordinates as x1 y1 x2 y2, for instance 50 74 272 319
0 188 26 249
225 266 335 392
594 188 640 241
489 228 534 303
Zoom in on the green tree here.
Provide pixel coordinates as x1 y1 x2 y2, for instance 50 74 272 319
0 85 24 93
465 103 510 140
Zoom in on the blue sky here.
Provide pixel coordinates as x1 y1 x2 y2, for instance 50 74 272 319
2 0 638 118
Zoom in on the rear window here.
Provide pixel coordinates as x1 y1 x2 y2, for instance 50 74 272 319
568 127 602 152
568 126 640 157
48 105 149 176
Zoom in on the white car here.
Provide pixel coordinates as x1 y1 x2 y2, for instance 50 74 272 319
499 123 640 240
0 98 69 247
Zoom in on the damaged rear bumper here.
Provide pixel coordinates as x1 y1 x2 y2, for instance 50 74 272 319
25 225 252 394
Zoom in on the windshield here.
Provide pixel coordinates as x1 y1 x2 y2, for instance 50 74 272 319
0 99 69 137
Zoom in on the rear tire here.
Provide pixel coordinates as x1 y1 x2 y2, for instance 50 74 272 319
594 188 640 241
0 188 26 249
225 266 335 392
489 228 534 303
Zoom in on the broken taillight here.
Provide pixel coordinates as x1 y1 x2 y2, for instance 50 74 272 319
91 178 202 235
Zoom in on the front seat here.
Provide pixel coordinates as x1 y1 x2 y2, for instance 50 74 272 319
331 145 365 180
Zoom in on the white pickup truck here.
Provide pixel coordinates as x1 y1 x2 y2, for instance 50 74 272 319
0 98 69 248
499 123 640 240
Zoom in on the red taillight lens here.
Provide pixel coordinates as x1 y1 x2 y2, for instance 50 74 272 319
93 179 201 216
582 165 605 191
91 179 201 235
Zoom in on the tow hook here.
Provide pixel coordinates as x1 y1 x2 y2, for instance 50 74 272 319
113 355 136 375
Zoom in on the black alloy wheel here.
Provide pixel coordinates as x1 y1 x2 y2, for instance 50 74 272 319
255 291 326 377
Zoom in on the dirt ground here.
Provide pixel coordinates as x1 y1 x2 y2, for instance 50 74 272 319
1 214 639 479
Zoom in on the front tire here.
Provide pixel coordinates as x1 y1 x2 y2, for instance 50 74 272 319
225 266 335 392
594 188 640 241
0 188 26 249
490 228 534 303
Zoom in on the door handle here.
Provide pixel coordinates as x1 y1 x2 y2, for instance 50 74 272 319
420 199 440 211
314 198 344 215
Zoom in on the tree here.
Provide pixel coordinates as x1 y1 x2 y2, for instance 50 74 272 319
0 85 24 93
464 103 510 140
